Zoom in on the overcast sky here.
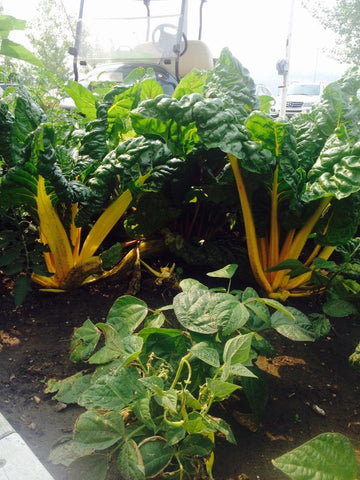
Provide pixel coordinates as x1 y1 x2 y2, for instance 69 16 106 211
1 0 349 93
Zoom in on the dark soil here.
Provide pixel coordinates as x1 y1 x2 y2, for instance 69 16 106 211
1 271 360 480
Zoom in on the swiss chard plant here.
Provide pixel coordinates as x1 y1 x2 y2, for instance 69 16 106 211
130 48 360 300
0 73 179 295
45 265 329 480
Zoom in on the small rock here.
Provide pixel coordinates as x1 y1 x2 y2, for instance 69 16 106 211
312 404 326 416
55 402 67 412
33 395 41 404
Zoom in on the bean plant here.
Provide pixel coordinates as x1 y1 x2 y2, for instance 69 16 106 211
46 265 330 479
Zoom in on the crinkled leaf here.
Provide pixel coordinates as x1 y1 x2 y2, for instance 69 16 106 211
204 47 258 120
173 70 207 99
315 194 360 246
245 112 300 191
140 77 164 101
304 133 360 202
131 93 201 157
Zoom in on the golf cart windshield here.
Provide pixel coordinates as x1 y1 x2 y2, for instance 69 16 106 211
287 84 321 96
77 0 186 66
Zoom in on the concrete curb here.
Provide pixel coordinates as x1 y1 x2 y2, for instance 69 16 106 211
0 413 54 480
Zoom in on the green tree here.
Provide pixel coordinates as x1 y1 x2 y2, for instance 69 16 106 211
304 0 360 64
26 0 76 81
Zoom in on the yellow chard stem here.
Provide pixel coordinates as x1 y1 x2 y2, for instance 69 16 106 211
279 229 296 261
272 197 332 291
285 244 336 291
258 237 268 274
79 173 150 262
39 230 56 273
228 153 272 294
285 197 331 261
70 203 82 264
36 175 74 282
269 165 280 282
318 245 336 261
304 244 321 267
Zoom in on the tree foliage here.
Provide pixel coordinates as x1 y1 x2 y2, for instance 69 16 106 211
304 0 360 64
26 0 75 81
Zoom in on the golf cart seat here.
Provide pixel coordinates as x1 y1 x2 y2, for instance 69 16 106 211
133 42 160 62
134 40 213 79
178 40 213 77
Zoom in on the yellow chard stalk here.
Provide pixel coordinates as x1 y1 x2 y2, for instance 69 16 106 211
34 175 74 285
32 172 150 290
228 153 272 294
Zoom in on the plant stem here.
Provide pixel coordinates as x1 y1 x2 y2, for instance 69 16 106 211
271 197 331 292
279 229 295 261
269 165 280 281
228 153 272 294
170 352 192 390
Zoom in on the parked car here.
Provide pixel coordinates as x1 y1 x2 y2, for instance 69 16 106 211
271 82 325 117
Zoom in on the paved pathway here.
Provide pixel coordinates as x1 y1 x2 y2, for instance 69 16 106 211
0 413 54 480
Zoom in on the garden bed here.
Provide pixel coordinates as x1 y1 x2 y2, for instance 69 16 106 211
0 272 360 480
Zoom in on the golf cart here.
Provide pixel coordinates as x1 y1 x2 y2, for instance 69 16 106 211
69 0 214 93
